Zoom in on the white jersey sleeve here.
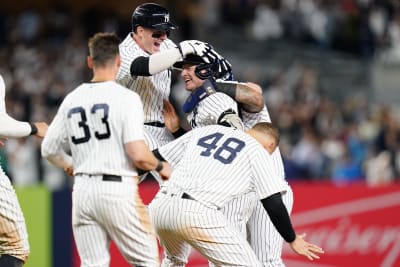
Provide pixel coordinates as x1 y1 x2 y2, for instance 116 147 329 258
157 130 193 166
116 35 175 123
41 96 71 160
187 92 239 129
0 74 32 137
241 105 271 130
250 147 287 200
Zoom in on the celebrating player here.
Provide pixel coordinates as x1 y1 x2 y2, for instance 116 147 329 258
41 32 170 267
0 74 48 267
116 3 213 183
149 123 324 266
164 47 297 266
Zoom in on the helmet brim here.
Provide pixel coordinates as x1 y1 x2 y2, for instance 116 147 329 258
151 22 178 31
173 54 204 69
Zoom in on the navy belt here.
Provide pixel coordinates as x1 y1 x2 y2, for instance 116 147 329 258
102 174 122 182
144 121 165 127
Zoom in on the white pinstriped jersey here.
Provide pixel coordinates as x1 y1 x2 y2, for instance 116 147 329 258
116 34 176 123
242 104 292 267
242 105 286 180
187 92 239 128
0 74 29 261
158 125 287 209
42 81 145 177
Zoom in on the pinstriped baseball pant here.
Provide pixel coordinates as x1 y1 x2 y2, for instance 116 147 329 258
247 187 294 267
72 175 159 267
0 173 29 262
149 192 263 267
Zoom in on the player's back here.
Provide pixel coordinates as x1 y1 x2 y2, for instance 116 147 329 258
60 81 143 176
163 125 284 208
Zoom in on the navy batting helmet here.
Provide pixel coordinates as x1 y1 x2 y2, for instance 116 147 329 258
132 3 177 32
173 54 219 80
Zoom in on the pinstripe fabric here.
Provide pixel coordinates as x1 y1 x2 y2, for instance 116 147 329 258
0 74 29 262
73 175 159 267
247 188 293 267
116 34 176 185
149 193 262 267
187 93 238 128
42 81 159 266
158 126 287 208
0 169 29 262
42 81 145 177
116 34 176 124
150 125 287 265
243 105 293 267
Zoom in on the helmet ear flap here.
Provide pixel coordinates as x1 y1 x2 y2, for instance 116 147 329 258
194 63 214 80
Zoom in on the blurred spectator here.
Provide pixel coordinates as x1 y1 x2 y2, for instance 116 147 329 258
0 2 399 188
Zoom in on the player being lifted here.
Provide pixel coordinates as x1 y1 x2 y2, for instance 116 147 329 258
0 74 48 267
41 32 171 267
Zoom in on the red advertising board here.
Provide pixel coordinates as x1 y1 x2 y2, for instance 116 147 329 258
73 181 400 267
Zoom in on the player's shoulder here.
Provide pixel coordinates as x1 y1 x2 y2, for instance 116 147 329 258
119 34 143 55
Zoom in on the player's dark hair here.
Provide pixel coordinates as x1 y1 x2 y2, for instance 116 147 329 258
253 122 280 145
88 32 121 67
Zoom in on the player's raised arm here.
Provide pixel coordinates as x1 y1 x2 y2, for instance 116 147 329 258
216 81 264 113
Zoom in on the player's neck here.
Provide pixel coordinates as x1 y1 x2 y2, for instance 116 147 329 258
91 69 117 82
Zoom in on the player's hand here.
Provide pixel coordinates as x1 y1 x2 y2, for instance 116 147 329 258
200 45 233 80
178 40 209 59
158 162 171 180
34 122 48 138
64 166 74 177
0 137 7 147
162 99 180 133
289 233 324 261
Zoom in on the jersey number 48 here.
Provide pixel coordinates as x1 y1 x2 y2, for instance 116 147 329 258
197 132 245 164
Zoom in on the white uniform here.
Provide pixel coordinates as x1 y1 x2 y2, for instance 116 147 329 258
242 106 294 267
41 81 159 267
0 75 30 262
149 125 288 266
187 92 294 266
187 92 239 128
116 34 176 184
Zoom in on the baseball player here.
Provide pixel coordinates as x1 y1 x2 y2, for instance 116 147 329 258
149 124 324 266
0 74 47 267
41 32 171 267
116 3 214 183
165 49 295 266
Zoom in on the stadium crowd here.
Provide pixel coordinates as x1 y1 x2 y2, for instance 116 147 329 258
0 0 399 190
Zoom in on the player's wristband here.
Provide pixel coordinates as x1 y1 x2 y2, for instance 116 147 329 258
215 82 238 99
29 123 38 135
155 160 164 172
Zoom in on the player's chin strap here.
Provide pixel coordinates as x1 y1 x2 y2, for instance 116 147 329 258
182 78 217 113
217 109 244 131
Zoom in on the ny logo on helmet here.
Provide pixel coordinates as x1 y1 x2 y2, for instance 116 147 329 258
164 14 169 22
